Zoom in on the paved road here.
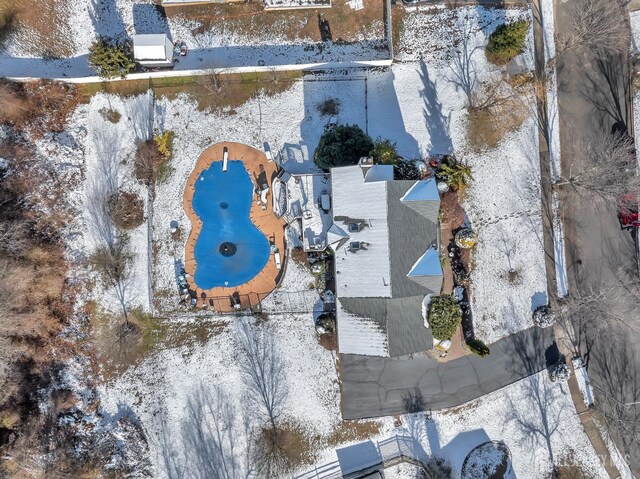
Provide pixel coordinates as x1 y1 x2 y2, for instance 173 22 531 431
555 0 640 472
341 326 555 419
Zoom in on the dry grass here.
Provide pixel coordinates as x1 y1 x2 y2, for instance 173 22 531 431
467 97 528 152
0 0 74 57
87 305 228 381
0 80 81 137
165 0 384 43
255 420 321 476
326 419 382 447
79 71 301 112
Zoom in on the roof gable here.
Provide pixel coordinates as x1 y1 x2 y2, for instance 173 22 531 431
408 247 442 277
400 179 439 202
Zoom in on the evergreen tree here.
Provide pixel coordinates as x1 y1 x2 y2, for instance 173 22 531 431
486 20 529 64
314 124 374 171
89 37 135 79
371 138 399 165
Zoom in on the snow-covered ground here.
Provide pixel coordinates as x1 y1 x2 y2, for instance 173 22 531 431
630 9 640 54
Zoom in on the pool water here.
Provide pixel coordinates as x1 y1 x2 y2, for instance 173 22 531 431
192 160 270 289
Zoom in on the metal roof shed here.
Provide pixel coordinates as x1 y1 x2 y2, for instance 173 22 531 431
133 34 174 67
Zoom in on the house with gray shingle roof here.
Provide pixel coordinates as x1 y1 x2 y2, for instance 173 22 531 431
330 160 443 357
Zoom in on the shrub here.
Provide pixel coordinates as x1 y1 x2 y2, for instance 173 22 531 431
317 98 341 116
466 337 490 357
108 191 145 230
550 362 571 382
428 295 462 340
314 124 374 171
370 138 399 165
533 305 556 328
422 456 453 479
135 135 174 186
437 158 472 191
316 312 336 334
99 107 121 124
486 20 529 65
395 159 422 180
154 131 174 160
88 37 135 79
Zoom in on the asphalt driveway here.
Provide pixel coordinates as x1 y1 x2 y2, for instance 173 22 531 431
341 326 555 420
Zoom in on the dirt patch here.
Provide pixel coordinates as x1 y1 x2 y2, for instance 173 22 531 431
165 0 384 43
0 0 74 57
318 332 337 350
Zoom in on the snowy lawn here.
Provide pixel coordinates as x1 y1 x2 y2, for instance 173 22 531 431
391 371 608 478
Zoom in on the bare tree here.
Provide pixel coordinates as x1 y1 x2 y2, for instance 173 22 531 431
181 384 255 479
89 235 134 323
197 71 229 96
237 319 288 439
0 218 30 258
555 130 638 201
558 0 630 57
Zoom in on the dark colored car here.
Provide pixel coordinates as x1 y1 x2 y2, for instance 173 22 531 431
618 194 640 230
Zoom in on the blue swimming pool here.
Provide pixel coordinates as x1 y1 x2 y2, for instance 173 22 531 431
192 160 270 289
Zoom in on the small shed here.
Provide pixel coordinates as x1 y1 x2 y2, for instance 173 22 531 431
132 34 174 68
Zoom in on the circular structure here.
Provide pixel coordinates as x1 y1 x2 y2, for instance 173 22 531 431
220 201 229 209
461 441 513 479
219 242 237 257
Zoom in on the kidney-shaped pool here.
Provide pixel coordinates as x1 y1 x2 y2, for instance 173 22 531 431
191 160 270 289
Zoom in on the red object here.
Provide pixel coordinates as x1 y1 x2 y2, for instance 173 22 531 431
618 194 640 229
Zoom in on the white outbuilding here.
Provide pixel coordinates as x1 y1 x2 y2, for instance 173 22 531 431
132 34 174 68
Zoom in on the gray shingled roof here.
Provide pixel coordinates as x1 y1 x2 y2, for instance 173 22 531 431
334 174 443 358
387 182 441 298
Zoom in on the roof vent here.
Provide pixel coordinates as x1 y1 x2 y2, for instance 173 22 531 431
358 156 374 178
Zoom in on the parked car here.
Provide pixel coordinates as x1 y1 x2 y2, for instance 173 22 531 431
618 194 640 230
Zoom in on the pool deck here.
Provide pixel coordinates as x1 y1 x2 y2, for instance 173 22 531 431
183 142 286 311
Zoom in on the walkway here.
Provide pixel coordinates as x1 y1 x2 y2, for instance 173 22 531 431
341 326 555 419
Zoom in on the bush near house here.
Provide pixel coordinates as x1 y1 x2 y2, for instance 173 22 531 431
314 124 374 171
466 337 490 357
371 138 399 165
486 20 529 65
436 158 473 192
88 37 135 79
428 295 462 341
395 159 422 180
